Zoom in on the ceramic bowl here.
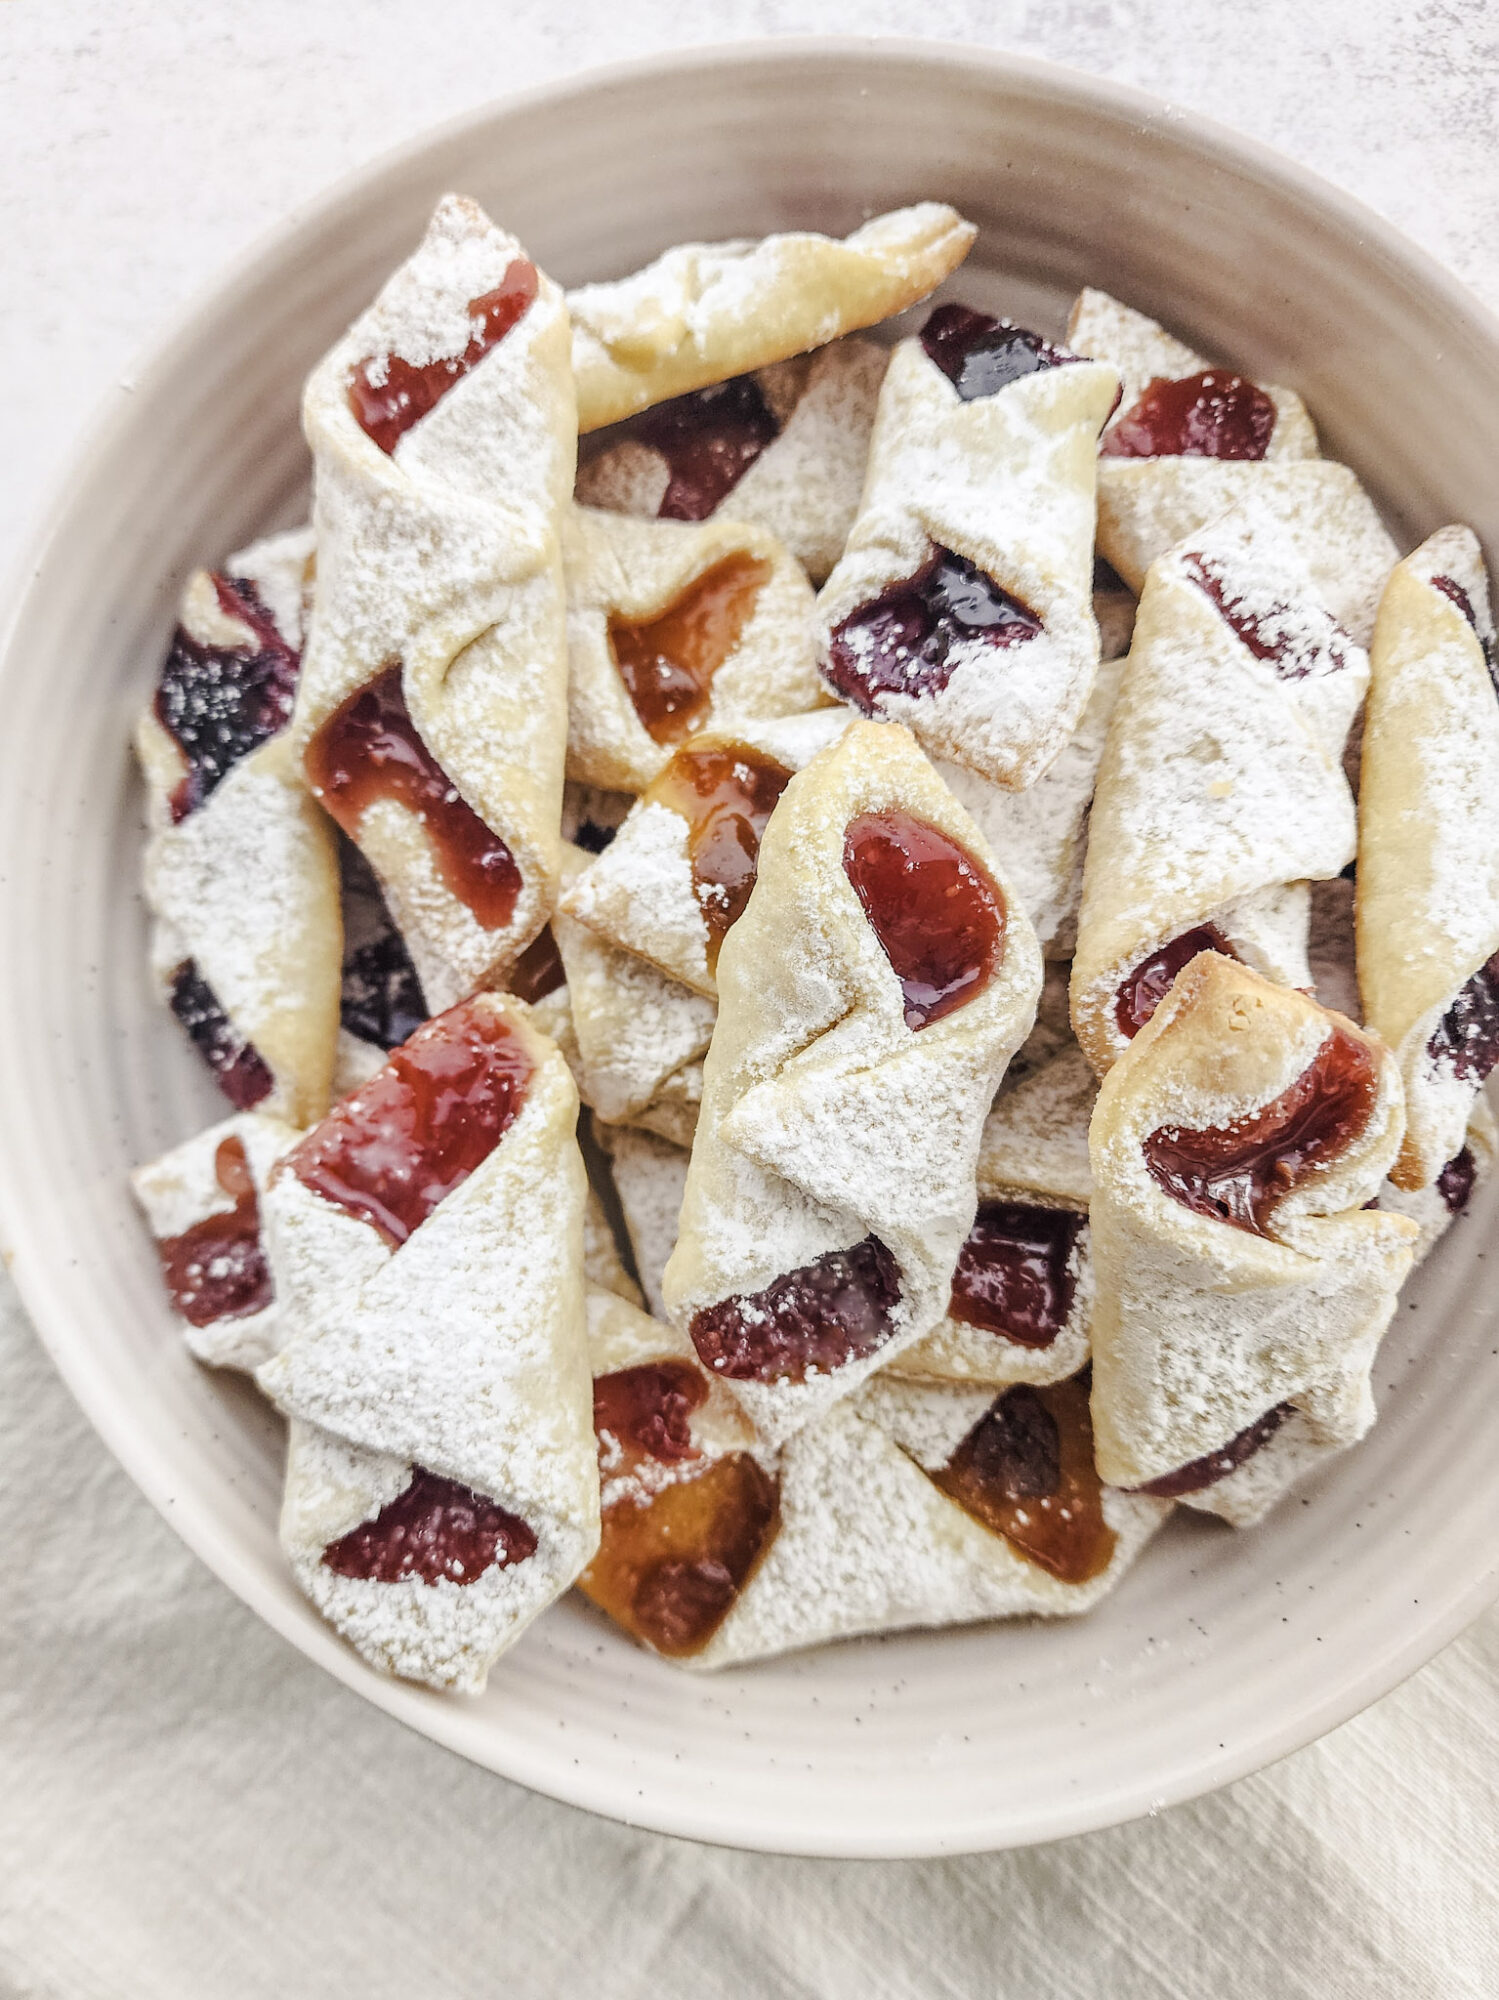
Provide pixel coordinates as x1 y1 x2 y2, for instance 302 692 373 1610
4 39 1499 1859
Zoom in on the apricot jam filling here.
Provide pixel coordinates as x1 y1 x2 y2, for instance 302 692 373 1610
608 554 770 745
646 745 792 966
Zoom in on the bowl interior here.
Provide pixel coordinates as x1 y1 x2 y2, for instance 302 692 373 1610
4 40 1499 1858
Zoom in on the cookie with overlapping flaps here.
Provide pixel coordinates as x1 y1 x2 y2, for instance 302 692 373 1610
257 993 597 1689
815 306 1120 789
1356 526 1499 1190
1087 953 1417 1519
575 337 888 583
1071 504 1367 1078
292 194 574 1012
1067 288 1395 644
662 719 1042 1446
597 1124 690 1319
567 204 973 432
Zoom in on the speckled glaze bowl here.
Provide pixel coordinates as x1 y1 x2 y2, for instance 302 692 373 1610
4 39 1499 1858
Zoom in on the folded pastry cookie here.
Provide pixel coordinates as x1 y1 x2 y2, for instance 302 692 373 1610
1067 289 1394 644
257 993 598 1688
1379 1097 1496 1264
568 203 974 431
816 305 1120 789
1071 504 1367 1077
597 1124 690 1317
575 337 888 584
131 1109 301 1372
663 719 1043 1445
1088 954 1417 1523
1357 526 1499 1189
564 505 823 793
889 1044 1096 1385
294 194 575 1012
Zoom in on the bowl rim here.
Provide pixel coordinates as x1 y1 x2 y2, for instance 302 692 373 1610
4 33 1499 1858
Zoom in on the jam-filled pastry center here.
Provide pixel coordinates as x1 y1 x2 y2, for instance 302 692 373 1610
843 809 1004 1031
635 375 781 521
340 928 428 1052
1182 552 1357 680
690 1236 902 1383
169 960 274 1109
1431 573 1499 697
1427 948 1499 1088
1101 369 1276 461
157 1135 272 1327
1134 1402 1292 1497
949 1200 1082 1348
595 1361 707 1476
322 1467 537 1586
824 545 1043 712
647 745 792 966
608 554 770 746
306 663 523 931
347 260 539 454
1143 1023 1379 1236
506 924 567 1005
1114 929 1237 1042
155 574 301 822
919 302 1077 402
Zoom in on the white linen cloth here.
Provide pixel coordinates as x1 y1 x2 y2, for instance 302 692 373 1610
4 4 1499 1994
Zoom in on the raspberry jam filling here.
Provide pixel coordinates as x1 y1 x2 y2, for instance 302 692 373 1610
283 999 532 1245
1134 1402 1292 1498
1432 573 1499 697
608 554 770 745
931 1375 1115 1585
157 1135 272 1328
920 303 1075 402
1182 552 1356 681
306 663 523 932
168 960 274 1110
322 1467 537 1586
594 1361 707 1474
949 1201 1083 1347
636 375 781 520
690 1235 901 1383
347 260 539 453
1143 1024 1379 1237
1114 927 1235 1041
823 546 1042 711
1427 949 1499 1086
155 574 301 822
1437 1145 1478 1217
844 810 1004 1031
340 930 427 1051
506 924 566 1005
1101 369 1276 460
647 745 792 966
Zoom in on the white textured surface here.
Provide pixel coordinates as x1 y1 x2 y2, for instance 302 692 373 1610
4 6 1499 1995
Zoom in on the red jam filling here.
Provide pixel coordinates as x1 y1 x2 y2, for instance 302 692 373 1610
608 554 770 746
1143 1024 1379 1237
949 1201 1083 1348
690 1235 901 1383
824 546 1043 712
168 960 273 1110
1432 573 1499 698
931 1376 1116 1585
156 1135 272 1327
1182 552 1356 681
1438 1145 1478 1217
1101 369 1276 460
321 1467 536 1586
155 574 301 822
844 810 1004 1031
594 1361 708 1472
283 999 532 1245
340 929 427 1051
646 745 792 967
506 924 566 1005
347 261 539 454
1135 1402 1291 1498
1427 949 1499 1085
920 303 1075 402
1114 928 1235 1042
306 663 522 933
636 375 780 520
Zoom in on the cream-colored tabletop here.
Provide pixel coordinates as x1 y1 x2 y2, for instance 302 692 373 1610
4 5 1498 1994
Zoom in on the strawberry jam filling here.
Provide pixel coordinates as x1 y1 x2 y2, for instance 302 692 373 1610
690 1235 901 1383
646 745 792 966
824 546 1042 711
322 1467 536 1586
340 930 427 1051
1438 1145 1479 1217
306 663 522 932
1428 949 1499 1086
1134 1402 1292 1498
608 554 770 745
1432 573 1499 697
1114 928 1235 1041
931 1375 1115 1585
157 1135 272 1327
920 303 1076 402
168 960 274 1109
347 259 538 453
949 1200 1083 1347
1143 1024 1379 1237
844 810 1004 1031
1182 552 1356 680
155 574 301 822
635 375 781 520
283 999 532 1245
1101 369 1276 460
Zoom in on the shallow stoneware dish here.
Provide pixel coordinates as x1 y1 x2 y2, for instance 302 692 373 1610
4 38 1499 1859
